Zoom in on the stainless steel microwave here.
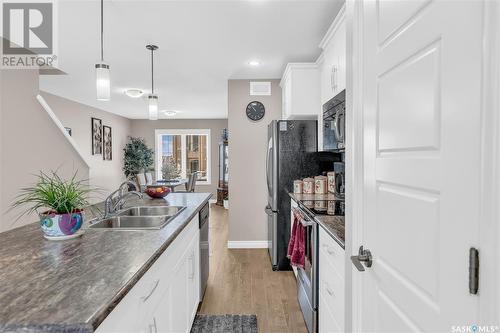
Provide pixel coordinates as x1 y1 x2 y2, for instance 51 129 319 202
323 90 345 151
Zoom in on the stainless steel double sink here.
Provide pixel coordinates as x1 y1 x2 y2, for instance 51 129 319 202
89 206 186 230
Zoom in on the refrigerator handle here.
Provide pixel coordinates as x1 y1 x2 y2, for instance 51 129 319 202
266 139 273 195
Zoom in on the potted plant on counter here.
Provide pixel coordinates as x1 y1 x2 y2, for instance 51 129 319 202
11 171 93 241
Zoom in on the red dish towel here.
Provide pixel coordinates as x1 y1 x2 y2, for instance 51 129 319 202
287 211 305 269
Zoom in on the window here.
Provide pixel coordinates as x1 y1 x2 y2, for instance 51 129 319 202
155 129 211 184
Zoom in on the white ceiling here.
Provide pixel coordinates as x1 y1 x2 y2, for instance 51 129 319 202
40 0 343 119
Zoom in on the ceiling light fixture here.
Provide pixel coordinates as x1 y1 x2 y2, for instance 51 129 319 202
146 44 159 120
248 60 260 66
124 89 144 98
95 0 110 101
162 110 177 116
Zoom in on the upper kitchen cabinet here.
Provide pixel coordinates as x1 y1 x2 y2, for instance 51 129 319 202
280 63 320 120
318 5 346 104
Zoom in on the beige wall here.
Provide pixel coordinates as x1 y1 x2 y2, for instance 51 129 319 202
41 92 132 195
227 79 281 242
0 70 89 232
130 119 228 197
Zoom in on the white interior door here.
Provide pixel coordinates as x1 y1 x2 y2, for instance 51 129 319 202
354 1 484 331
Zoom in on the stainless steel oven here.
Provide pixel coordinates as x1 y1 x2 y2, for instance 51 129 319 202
293 205 318 333
323 90 345 151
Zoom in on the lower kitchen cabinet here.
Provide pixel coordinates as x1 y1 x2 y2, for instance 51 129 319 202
96 216 200 333
318 226 345 333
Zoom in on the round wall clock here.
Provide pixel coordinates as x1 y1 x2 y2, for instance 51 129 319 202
246 101 265 121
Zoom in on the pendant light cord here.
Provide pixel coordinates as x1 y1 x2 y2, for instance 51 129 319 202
100 0 104 61
151 48 154 94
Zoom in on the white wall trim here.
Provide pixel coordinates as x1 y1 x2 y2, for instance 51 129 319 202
478 0 500 324
227 241 269 249
318 3 346 50
280 62 319 87
36 94 91 169
208 198 217 204
347 0 365 332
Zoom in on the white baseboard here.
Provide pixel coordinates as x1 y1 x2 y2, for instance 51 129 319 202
227 241 270 249
208 199 217 204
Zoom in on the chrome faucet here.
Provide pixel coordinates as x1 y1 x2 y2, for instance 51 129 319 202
104 181 143 217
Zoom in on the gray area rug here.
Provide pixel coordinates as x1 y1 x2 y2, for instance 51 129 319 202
191 314 258 333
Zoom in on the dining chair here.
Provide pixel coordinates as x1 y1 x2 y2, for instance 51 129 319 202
136 173 147 192
145 172 154 185
177 172 198 193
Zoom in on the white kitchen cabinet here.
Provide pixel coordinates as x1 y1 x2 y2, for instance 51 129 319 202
96 215 200 333
280 63 320 120
147 228 199 333
317 5 346 150
318 226 345 333
318 6 346 104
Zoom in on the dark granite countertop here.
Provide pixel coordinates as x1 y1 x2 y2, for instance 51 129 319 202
0 193 211 333
288 192 345 249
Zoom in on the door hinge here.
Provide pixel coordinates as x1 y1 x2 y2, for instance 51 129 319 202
469 247 479 295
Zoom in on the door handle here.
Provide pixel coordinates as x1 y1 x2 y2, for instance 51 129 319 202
350 246 373 272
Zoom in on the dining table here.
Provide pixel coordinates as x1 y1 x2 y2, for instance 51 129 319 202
154 179 188 192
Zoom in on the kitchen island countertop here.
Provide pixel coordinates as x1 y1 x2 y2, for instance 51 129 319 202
0 193 211 333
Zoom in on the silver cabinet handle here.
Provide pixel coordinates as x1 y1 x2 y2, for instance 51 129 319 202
351 246 373 272
326 284 334 296
141 279 160 302
330 66 335 91
188 253 195 279
149 317 157 333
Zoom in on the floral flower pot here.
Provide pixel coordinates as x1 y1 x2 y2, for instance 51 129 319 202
39 211 83 240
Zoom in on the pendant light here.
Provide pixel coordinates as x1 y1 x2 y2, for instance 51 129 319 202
146 44 159 120
95 0 110 101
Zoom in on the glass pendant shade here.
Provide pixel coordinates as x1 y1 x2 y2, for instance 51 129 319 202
148 94 159 120
95 63 110 101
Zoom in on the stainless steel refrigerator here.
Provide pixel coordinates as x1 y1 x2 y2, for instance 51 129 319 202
265 120 319 270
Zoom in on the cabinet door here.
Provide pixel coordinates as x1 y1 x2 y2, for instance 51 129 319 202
186 232 200 325
319 292 342 333
282 75 292 119
334 21 346 93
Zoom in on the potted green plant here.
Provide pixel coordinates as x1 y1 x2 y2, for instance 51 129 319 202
11 170 92 240
123 137 154 179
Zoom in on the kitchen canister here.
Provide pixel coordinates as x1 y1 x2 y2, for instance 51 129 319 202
303 178 315 194
327 200 336 215
315 200 327 212
327 172 336 194
303 200 314 209
293 180 303 194
314 175 328 194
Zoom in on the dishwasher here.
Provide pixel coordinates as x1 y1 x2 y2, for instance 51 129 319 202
199 202 209 302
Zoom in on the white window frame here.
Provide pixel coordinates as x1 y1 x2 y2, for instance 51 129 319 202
155 129 211 185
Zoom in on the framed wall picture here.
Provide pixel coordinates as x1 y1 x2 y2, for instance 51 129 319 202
103 125 112 161
91 117 103 155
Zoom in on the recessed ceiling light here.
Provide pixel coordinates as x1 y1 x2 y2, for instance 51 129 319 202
124 89 144 98
248 60 260 66
161 110 178 116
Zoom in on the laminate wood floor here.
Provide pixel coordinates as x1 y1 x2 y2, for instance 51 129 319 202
198 204 308 333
